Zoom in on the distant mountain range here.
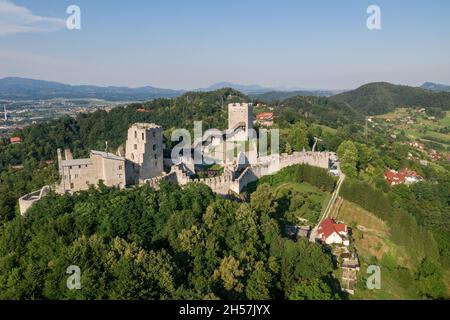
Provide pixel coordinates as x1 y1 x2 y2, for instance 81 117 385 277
2 77 450 111
196 82 340 97
420 82 450 92
0 77 340 101
0 77 184 101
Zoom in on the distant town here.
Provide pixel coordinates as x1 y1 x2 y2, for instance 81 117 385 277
0 99 127 135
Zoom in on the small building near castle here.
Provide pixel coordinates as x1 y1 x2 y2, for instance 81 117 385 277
317 218 350 246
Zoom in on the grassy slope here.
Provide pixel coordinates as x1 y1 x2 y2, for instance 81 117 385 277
273 182 331 225
336 200 421 300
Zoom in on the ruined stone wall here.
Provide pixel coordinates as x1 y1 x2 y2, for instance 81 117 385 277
19 186 50 215
143 151 333 195
191 173 233 195
231 151 333 193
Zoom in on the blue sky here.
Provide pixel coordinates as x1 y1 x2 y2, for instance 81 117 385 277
1 0 449 90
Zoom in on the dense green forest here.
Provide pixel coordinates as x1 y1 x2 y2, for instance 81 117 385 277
0 177 345 299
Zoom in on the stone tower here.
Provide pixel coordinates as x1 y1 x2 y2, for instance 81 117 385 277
228 103 253 140
125 123 164 184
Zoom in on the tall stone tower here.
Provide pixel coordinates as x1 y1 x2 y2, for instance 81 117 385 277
125 123 164 184
227 102 253 140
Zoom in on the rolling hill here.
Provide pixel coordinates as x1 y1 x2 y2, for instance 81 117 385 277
251 90 336 102
194 82 273 94
421 82 450 92
275 95 364 127
330 82 450 115
195 82 339 97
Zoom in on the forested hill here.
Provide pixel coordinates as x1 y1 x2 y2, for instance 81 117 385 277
273 96 364 128
330 82 450 115
251 90 335 102
421 82 450 93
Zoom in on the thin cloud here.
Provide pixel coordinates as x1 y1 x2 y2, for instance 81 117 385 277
0 0 66 35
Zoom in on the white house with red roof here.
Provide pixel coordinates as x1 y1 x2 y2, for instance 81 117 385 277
317 218 350 246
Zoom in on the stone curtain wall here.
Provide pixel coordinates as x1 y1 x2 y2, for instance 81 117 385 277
231 151 332 193
150 151 333 195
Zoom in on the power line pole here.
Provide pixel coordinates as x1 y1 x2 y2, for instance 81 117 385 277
3 105 6 121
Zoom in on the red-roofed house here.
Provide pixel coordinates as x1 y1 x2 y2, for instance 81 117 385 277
317 218 349 246
10 136 22 144
256 112 274 127
384 168 423 186
384 170 405 186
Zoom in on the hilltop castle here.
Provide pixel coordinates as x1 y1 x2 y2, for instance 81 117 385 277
19 102 335 214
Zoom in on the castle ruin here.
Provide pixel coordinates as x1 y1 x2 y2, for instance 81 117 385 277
18 102 335 215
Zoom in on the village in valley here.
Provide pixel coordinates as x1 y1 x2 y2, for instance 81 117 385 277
369 107 450 184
